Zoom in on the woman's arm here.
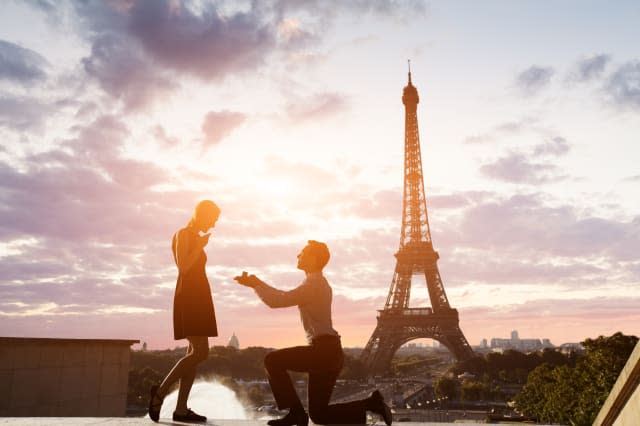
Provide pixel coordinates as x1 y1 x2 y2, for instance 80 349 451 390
175 229 209 273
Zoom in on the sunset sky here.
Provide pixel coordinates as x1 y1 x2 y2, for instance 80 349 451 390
1 1 639 351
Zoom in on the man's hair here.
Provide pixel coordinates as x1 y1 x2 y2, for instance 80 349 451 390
307 240 330 269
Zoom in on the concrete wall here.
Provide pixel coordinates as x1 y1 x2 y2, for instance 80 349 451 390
594 340 640 426
0 337 138 417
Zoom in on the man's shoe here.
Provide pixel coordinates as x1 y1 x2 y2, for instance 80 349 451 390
173 408 207 423
370 390 392 426
148 384 163 422
267 409 309 426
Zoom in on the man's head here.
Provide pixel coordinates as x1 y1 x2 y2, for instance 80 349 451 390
297 240 330 273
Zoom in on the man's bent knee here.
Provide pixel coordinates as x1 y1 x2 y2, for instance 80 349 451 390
264 350 281 371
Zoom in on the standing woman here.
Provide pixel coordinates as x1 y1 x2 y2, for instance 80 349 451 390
149 200 221 423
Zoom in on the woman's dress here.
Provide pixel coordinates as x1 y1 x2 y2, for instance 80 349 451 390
172 227 218 340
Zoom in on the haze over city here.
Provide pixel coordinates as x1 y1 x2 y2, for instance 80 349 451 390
1 1 639 350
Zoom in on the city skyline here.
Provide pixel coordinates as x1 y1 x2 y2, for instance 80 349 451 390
1 1 639 350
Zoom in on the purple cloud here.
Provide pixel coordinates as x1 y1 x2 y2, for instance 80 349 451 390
450 193 640 261
568 53 610 82
286 92 348 122
151 125 180 147
606 61 640 110
0 40 48 85
515 65 554 95
479 152 564 184
532 136 570 157
128 1 276 80
201 110 247 146
81 34 175 110
0 95 54 131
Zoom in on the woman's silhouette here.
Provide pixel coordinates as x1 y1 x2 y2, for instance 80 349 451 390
149 200 221 423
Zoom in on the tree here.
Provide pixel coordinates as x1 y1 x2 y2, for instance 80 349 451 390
514 332 638 426
434 376 457 400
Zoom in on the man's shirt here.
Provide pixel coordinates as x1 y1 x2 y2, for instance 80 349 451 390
253 271 339 344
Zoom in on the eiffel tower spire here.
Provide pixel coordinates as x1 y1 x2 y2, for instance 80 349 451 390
360 67 474 373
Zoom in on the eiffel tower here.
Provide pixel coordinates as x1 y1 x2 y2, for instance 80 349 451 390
360 66 474 373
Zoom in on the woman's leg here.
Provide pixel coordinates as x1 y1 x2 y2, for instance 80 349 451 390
175 336 209 412
154 337 208 407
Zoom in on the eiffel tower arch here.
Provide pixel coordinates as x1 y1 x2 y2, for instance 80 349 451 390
360 66 474 374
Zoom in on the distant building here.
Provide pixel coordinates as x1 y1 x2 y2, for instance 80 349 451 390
488 330 554 352
559 342 585 355
227 332 240 349
480 339 488 349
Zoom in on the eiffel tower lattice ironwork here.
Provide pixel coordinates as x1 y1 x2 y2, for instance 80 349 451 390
360 67 474 373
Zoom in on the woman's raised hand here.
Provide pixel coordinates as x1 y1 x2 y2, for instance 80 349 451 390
198 233 211 248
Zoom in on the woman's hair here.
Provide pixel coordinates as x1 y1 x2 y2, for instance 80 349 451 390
190 200 220 224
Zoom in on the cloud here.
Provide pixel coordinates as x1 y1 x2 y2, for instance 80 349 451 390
201 110 247 146
568 54 610 82
127 1 277 80
65 0 427 111
286 92 348 122
464 116 539 144
271 0 427 23
0 115 183 243
276 17 317 48
23 0 66 26
470 120 571 185
73 0 277 82
532 136 570 157
346 189 401 220
81 34 175 110
0 95 54 131
151 125 180 147
605 61 640 110
450 193 640 261
479 152 565 184
515 65 554 95
0 40 48 85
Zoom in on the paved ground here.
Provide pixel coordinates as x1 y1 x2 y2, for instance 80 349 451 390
0 419 486 425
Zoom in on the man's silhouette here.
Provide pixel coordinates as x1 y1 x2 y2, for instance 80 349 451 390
235 240 391 426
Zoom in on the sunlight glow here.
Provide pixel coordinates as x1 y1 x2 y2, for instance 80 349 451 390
255 177 295 198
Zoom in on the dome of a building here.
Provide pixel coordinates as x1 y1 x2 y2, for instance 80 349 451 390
227 332 239 349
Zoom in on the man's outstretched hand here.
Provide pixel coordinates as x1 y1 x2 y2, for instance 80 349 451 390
234 271 263 288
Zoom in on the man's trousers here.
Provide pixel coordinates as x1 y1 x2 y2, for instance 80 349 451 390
264 335 367 424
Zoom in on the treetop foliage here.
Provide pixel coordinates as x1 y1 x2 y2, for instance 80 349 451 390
514 332 638 426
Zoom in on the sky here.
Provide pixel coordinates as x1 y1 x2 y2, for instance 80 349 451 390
1 0 639 351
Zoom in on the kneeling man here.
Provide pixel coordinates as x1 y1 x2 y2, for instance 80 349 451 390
234 240 391 426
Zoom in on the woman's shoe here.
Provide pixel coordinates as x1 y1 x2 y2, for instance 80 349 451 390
173 408 207 422
148 384 163 422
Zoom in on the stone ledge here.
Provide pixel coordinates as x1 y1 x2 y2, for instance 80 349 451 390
0 419 486 426
0 337 139 345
